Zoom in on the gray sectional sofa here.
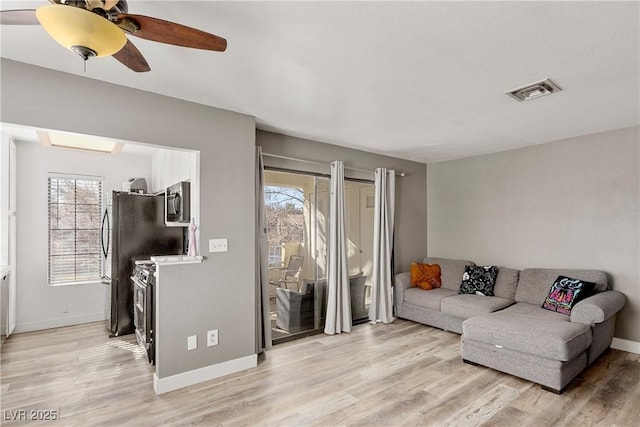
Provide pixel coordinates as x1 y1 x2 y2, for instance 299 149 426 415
394 257 626 393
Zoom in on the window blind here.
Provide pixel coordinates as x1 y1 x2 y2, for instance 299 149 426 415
48 176 103 285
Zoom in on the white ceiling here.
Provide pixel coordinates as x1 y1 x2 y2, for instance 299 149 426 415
1 1 638 163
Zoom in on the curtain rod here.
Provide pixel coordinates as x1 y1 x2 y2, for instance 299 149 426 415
261 152 406 177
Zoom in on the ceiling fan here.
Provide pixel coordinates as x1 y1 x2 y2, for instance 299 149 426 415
0 0 227 72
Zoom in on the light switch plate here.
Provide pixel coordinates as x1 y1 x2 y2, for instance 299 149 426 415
209 238 228 253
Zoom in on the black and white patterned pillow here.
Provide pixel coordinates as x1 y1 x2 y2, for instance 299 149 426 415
458 265 498 296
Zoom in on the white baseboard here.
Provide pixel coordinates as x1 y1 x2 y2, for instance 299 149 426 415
13 312 107 334
154 354 258 395
611 337 640 354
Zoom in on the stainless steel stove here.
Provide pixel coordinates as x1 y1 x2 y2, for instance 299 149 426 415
132 260 155 364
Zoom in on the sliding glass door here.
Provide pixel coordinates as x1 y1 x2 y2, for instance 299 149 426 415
344 181 375 322
265 171 328 342
265 170 374 343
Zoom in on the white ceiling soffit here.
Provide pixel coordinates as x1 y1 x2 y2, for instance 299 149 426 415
0 123 159 156
1 1 638 163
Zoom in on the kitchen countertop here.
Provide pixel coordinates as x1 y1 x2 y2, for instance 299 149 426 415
150 255 203 266
0 265 11 278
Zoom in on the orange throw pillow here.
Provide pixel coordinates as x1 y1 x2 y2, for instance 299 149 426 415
411 263 442 290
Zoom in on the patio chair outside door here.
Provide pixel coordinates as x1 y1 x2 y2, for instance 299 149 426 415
270 255 304 291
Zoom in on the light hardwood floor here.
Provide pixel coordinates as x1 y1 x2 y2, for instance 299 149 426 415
1 320 638 426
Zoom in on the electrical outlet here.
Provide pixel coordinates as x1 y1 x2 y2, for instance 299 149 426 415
187 335 197 351
207 329 219 347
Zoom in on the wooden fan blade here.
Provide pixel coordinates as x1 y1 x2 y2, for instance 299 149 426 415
0 9 39 25
117 13 227 52
112 39 150 72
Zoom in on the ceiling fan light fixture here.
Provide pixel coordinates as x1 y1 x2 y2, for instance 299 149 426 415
71 45 97 60
36 4 126 59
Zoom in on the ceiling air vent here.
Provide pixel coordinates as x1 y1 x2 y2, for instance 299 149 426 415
506 78 562 102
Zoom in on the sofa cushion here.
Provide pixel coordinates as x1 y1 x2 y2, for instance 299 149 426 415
423 257 475 291
542 276 596 315
462 303 592 361
458 265 498 296
493 267 519 301
441 294 513 319
404 287 457 311
515 269 608 305
411 262 442 290
499 301 573 320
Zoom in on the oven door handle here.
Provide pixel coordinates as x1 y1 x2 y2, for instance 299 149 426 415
132 276 148 291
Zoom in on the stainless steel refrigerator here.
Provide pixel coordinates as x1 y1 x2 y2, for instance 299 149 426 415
104 191 184 337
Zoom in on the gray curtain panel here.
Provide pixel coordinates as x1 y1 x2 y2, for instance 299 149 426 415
324 160 352 334
369 167 396 324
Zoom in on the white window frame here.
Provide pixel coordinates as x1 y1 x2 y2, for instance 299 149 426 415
268 245 282 268
48 173 104 286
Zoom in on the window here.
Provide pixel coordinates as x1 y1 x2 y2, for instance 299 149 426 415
265 183 305 268
268 245 282 267
48 175 103 285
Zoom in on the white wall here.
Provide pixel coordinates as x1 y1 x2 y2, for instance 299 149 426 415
13 139 152 332
427 126 639 342
0 134 9 265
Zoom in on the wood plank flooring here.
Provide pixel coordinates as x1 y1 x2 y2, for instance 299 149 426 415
1 319 638 426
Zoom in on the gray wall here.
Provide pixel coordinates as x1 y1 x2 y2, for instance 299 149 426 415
12 139 152 332
257 130 428 273
1 59 257 378
427 126 639 342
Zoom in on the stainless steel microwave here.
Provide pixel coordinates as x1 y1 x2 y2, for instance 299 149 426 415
165 181 190 224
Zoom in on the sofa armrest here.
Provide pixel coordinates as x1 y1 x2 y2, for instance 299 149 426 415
395 272 411 289
571 290 626 326
394 272 411 309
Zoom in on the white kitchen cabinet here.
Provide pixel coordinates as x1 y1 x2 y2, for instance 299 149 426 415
172 150 192 184
151 149 199 245
151 149 196 194
151 149 172 193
